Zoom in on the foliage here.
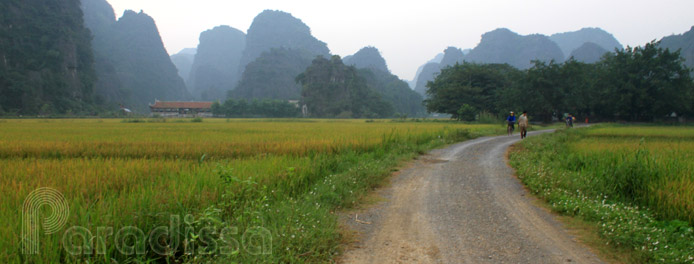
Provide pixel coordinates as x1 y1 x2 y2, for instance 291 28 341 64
510 126 694 263
211 98 300 118
424 63 521 120
596 42 693 120
296 56 394 118
456 104 476 121
425 41 694 122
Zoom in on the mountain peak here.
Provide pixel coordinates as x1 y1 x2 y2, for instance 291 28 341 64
240 9 329 71
569 42 609 63
188 25 246 100
343 46 389 73
440 47 465 67
550 27 622 58
466 29 564 69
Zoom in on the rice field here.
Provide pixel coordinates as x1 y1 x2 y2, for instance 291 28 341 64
569 125 694 223
510 125 694 263
0 118 501 263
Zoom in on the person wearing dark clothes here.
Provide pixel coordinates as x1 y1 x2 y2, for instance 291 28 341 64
506 111 516 136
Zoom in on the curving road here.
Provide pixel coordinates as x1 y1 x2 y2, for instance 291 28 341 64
340 130 603 264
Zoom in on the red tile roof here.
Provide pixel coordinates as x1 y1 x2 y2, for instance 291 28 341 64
149 101 214 109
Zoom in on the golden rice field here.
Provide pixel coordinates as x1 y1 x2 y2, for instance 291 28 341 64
570 126 694 223
0 118 501 263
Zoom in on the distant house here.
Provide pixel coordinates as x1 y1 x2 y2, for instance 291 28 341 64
149 101 214 117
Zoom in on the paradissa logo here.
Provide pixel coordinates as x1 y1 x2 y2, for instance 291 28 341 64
22 188 70 255
22 188 272 257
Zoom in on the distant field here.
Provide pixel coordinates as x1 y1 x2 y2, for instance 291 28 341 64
511 125 694 263
0 118 502 263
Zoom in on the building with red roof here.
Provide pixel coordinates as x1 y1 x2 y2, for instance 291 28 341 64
149 100 214 117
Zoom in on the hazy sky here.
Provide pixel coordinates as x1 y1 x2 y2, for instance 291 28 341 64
107 0 694 80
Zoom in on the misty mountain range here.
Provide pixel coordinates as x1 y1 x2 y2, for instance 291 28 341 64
412 27 624 96
1 0 693 115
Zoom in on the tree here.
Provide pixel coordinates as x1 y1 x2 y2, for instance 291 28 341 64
425 41 694 122
598 41 693 121
211 98 300 117
424 63 520 119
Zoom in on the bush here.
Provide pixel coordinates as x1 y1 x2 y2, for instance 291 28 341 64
457 104 477 121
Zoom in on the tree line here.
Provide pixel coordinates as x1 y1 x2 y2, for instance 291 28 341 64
424 41 694 122
211 98 300 118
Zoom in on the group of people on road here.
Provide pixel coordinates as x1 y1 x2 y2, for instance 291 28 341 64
506 111 583 139
506 111 528 139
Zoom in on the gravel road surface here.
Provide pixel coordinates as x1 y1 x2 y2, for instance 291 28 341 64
340 130 603 264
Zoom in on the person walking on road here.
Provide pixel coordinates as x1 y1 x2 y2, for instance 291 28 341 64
506 111 516 136
519 111 529 139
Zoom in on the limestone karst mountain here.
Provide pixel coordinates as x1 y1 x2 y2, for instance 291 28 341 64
465 28 565 69
568 42 609 63
188 26 245 100
1 0 97 114
550 27 622 59
659 26 694 71
82 0 189 111
170 48 196 85
413 47 468 97
343 46 390 73
231 10 331 100
344 47 425 116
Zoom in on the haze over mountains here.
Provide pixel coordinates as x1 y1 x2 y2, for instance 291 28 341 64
550 28 622 59
82 0 190 111
411 27 625 96
170 48 196 85
344 47 426 116
229 10 330 101
2 0 693 116
188 26 245 101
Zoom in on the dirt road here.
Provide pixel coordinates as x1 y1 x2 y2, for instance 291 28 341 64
340 130 602 264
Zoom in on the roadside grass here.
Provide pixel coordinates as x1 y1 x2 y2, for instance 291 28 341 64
510 125 694 263
0 118 505 263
